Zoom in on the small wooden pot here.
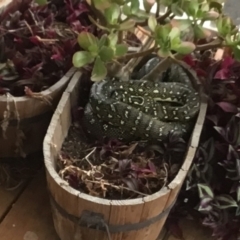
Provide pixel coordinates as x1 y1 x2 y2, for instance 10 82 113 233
0 67 76 159
43 69 208 240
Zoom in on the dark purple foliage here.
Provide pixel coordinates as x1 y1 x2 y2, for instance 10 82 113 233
58 127 188 200
0 0 96 96
167 55 240 240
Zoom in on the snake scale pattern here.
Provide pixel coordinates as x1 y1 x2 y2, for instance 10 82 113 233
81 57 200 142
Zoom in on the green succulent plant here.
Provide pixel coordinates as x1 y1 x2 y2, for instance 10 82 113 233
72 0 240 82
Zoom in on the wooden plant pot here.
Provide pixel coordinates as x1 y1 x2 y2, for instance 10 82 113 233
43 69 208 240
0 68 77 159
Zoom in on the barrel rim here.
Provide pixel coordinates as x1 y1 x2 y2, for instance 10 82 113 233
0 67 77 102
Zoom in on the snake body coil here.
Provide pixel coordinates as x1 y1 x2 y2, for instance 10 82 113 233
81 58 200 142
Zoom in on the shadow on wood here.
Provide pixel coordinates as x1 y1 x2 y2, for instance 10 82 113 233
0 170 59 240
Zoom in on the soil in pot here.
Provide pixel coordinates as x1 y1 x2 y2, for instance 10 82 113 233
57 123 187 200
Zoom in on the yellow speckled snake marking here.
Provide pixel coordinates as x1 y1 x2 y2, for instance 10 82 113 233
82 58 200 142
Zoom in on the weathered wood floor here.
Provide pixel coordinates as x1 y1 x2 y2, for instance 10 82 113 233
0 170 213 240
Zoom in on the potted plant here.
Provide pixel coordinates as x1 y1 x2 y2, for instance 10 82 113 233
0 0 97 162
43 0 240 239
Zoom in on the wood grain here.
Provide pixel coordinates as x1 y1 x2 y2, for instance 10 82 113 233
0 183 26 221
0 171 59 240
44 72 112 240
0 171 214 240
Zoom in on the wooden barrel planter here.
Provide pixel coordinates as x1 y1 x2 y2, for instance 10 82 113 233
0 67 77 159
43 68 208 240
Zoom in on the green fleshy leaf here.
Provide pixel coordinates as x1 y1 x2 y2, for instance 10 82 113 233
233 46 240 62
111 0 125 5
122 4 132 16
161 0 172 7
108 32 118 47
77 32 99 52
172 41 196 54
169 27 181 41
104 3 121 25
115 44 128 57
119 19 136 30
72 51 95 68
148 15 157 32
175 19 192 32
225 34 235 46
201 2 209 12
143 0 155 13
99 46 114 62
171 4 184 16
130 0 140 14
134 9 149 19
222 17 234 35
216 17 223 34
98 34 108 48
201 11 219 21
171 39 181 50
169 27 181 49
217 16 233 37
184 0 199 17
235 32 240 40
34 0 48 5
88 45 99 56
193 25 207 39
197 183 214 199
154 24 172 43
91 57 107 82
92 0 111 10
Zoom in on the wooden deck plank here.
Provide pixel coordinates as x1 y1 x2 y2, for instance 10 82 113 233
0 169 213 240
0 181 27 221
0 170 59 240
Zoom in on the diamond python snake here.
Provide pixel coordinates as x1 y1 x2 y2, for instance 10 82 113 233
81 57 200 142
